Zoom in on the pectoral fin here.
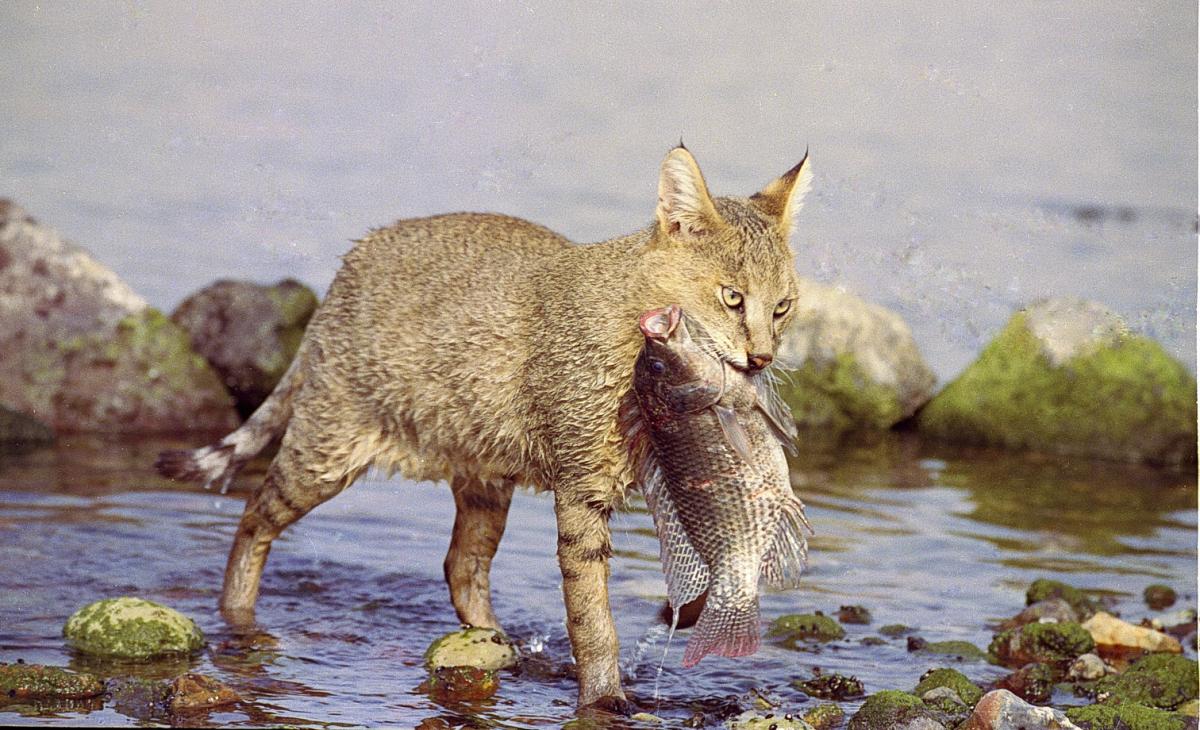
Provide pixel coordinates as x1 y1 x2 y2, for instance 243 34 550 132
714 404 754 463
753 372 799 455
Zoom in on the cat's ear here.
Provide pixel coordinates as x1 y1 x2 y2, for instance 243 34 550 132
656 145 724 240
750 151 812 238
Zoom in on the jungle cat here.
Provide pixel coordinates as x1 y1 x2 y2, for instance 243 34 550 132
156 145 812 710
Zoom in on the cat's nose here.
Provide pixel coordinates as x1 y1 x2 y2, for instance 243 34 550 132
746 352 773 372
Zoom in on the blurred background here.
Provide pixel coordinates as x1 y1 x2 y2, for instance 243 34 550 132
1 2 1194 383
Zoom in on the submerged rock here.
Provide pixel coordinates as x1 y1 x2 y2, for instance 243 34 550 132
793 672 865 700
907 637 990 662
776 281 935 432
168 673 241 712
767 613 846 645
916 299 1197 466
0 201 238 433
1082 611 1182 659
802 703 845 730
170 279 318 418
423 627 517 671
63 597 205 659
1091 654 1199 710
1144 585 1179 611
848 690 947 730
961 689 1081 729
727 710 815 729
836 605 873 625
988 621 1095 669
419 665 499 703
0 661 103 699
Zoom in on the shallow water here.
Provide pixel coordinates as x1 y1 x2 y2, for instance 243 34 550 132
1 435 1194 727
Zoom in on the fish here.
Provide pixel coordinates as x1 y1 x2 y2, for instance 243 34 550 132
627 303 812 667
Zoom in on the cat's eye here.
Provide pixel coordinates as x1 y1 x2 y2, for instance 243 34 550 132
774 299 792 317
720 286 743 310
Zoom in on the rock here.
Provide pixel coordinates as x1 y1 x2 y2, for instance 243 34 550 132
727 710 814 729
168 673 240 712
802 703 845 730
880 623 913 637
1066 703 1195 730
107 677 172 720
1091 654 1199 710
0 405 54 449
63 597 205 659
0 661 103 699
916 299 1197 466
1025 580 1099 621
1082 611 1182 659
1144 585 1179 611
997 662 1057 704
989 621 1095 669
419 665 499 703
915 668 984 706
776 281 936 431
961 689 1081 729
1068 653 1110 681
793 672 865 700
423 627 517 671
999 599 1079 630
767 613 846 646
908 637 990 662
170 279 318 417
836 605 872 625
630 712 664 724
1152 609 1198 637
0 202 239 433
848 690 947 730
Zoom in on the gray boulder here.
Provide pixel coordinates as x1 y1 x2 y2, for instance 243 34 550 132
170 279 317 417
775 280 936 431
918 298 1196 466
0 199 239 433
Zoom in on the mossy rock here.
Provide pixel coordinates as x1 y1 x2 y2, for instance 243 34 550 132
914 667 983 706
1093 654 1199 710
778 354 907 431
802 703 845 730
420 665 499 703
0 662 103 699
917 303 1197 467
836 605 872 625
423 627 517 671
909 637 989 662
62 597 204 659
997 662 1057 704
879 623 911 638
1026 578 1099 619
848 690 942 730
989 621 1094 668
1066 702 1194 730
767 613 846 646
727 710 815 729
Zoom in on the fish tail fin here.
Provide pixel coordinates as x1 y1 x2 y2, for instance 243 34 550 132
681 598 760 667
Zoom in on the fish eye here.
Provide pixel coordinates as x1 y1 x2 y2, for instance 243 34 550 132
720 286 744 310
649 358 667 374
774 299 792 317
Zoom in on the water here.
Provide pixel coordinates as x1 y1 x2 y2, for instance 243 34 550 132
0 435 1194 726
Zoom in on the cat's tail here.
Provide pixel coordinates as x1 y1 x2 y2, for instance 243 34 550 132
155 343 306 492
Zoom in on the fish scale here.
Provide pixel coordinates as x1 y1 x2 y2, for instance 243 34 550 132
630 304 812 667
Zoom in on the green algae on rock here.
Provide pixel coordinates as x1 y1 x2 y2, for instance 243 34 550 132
916 300 1197 467
1026 578 1099 620
423 627 517 671
914 667 983 706
1066 702 1194 730
1091 654 1199 711
419 665 499 703
802 703 845 730
0 662 103 699
793 672 865 700
908 637 990 662
767 613 846 646
62 597 204 659
848 690 944 730
988 621 1095 669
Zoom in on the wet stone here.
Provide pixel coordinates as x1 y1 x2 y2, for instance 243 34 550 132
1025 579 1100 620
880 624 912 638
768 613 846 646
914 667 984 706
802 703 845 730
999 598 1079 631
419 665 499 703
1144 585 1179 611
988 621 1095 669
793 672 865 700
836 605 872 625
0 662 103 700
63 597 205 659
1083 611 1182 660
908 637 990 662
1068 653 1109 681
996 662 1057 704
1090 654 1199 710
960 689 1079 730
168 672 240 712
727 710 815 729
848 690 947 730
423 627 517 671
1065 702 1194 730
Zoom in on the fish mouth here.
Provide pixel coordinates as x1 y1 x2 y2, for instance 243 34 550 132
639 305 681 340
